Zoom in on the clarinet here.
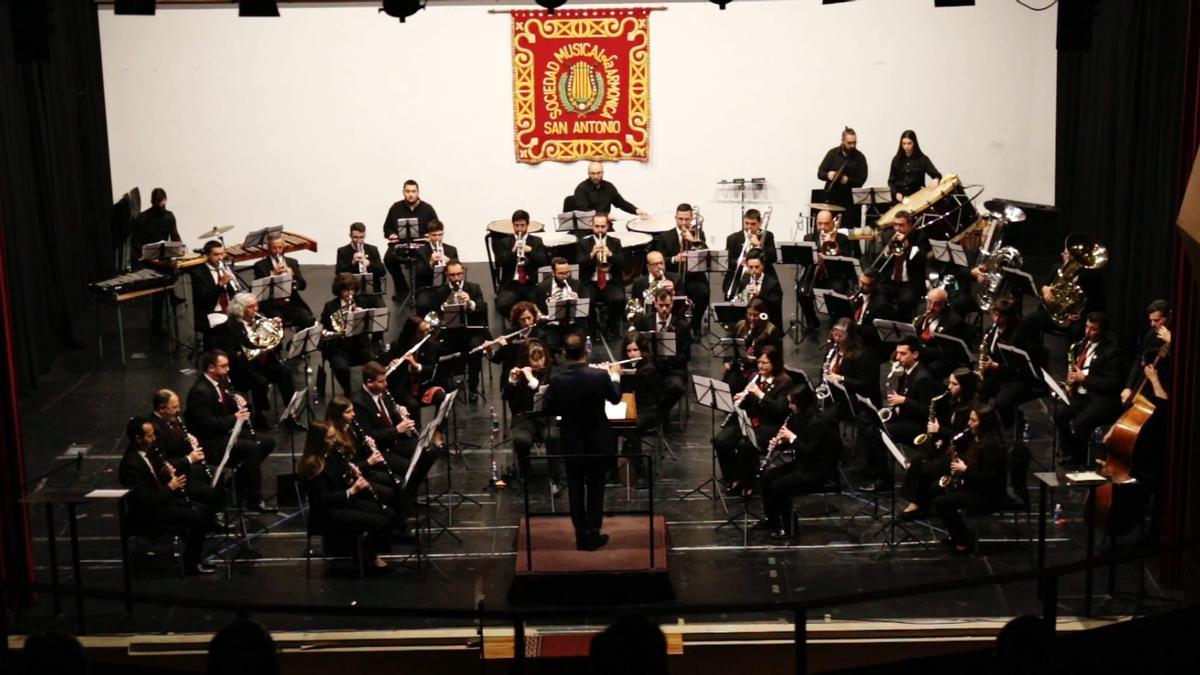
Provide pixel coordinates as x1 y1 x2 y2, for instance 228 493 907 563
175 415 215 482
223 379 258 442
351 418 402 488
149 445 192 505
759 413 793 473
333 445 388 511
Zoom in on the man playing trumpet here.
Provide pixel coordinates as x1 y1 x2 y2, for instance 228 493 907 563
252 231 314 329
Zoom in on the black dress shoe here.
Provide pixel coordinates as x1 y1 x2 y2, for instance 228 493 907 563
769 528 792 541
246 500 279 514
587 533 610 551
752 518 777 531
185 563 217 576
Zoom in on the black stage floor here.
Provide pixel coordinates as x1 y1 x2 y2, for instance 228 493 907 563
14 262 1177 638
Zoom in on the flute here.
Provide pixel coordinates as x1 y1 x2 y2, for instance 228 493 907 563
471 325 533 355
587 357 642 370
386 334 434 377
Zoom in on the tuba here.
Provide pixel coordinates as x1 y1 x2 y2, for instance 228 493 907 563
1043 235 1108 327
245 315 284 360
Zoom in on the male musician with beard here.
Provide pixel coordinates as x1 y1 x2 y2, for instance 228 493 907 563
713 346 794 497
632 288 692 428
184 350 277 513
629 250 683 313
251 232 313 329
543 332 624 551
798 209 854 330
423 259 490 401
879 211 928 319
858 337 939 492
1054 312 1123 467
320 273 371 397
655 203 710 336
817 127 869 228
205 293 295 430
977 298 1037 429
818 318 881 425
1122 299 1172 407
723 298 782 392
351 361 418 464
913 287 971 379
382 179 439 299
492 210 548 321
723 209 778 295
579 213 627 337
537 257 584 351
412 219 459 290
848 270 893 358
571 161 648 217
731 251 784 328
190 240 245 335
150 389 222 508
336 222 387 306
757 386 842 540
120 417 217 575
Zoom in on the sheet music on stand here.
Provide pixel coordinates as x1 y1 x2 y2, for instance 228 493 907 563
853 187 893 206
547 297 589 322
140 240 189 261
250 274 292 303
1001 266 1039 297
391 218 420 248
692 375 734 413
363 307 389 334
441 304 468 329
997 343 1040 380
212 417 245 486
873 319 918 343
814 289 852 317
822 255 862 285
931 332 974 365
351 273 376 293
879 430 911 470
284 323 322 361
605 399 629 420
653 329 679 358
407 390 458 488
683 248 725 273
736 408 758 449
929 239 969 267
242 225 283 250
711 337 746 360
829 379 854 414
344 308 373 337
712 302 745 325
854 393 881 420
280 389 307 422
555 210 596 232
1042 368 1071 403
780 241 816 267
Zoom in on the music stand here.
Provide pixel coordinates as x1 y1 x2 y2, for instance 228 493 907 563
711 337 746 361
780 241 816 266
1001 266 1039 301
343 308 372 338
276 389 308 505
652 329 679 360
249 274 293 304
929 240 970 268
547 297 590 323
997 343 1041 381
814 289 853 318
678 375 731 510
682 248 722 273
140 241 188 261
242 225 283 250
931 332 974 366
873 319 917 344
392 218 422 308
283 323 322 423
869 428 930 554
440 304 467 329
715 407 762 542
711 302 745 326
822 255 862 288
555 210 596 233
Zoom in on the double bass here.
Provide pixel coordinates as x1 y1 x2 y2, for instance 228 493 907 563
1085 341 1168 535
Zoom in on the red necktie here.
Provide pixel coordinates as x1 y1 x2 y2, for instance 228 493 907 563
854 300 865 323
517 263 527 285
921 317 933 342
1076 344 1090 369
596 238 608 290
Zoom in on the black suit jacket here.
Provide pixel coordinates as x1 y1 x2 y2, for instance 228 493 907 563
784 408 842 484
913 307 972 363
854 291 894 355
883 363 940 424
493 234 548 287
536 277 583 313
724 230 778 288
882 231 929 287
633 312 691 369
184 376 238 448
148 414 192 469
578 235 625 285
739 373 794 445
189 264 242 331
839 350 882 407
805 231 854 258
350 387 414 454
427 281 486 322
119 448 187 525
1077 338 1123 398
413 241 459 287
654 228 709 279
630 271 684 302
733 274 784 326
544 362 622 452
335 243 387 291
251 255 309 311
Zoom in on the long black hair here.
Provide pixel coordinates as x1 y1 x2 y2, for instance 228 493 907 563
892 129 925 163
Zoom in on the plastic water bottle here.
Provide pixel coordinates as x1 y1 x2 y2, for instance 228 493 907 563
1053 502 1066 526
1023 423 1033 442
585 335 593 354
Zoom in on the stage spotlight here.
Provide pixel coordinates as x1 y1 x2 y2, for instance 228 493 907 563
381 0 426 22
239 1 279 17
708 0 732 9
536 0 568 14
933 0 974 6
114 0 156 14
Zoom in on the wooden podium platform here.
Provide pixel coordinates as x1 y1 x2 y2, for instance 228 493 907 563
509 515 673 603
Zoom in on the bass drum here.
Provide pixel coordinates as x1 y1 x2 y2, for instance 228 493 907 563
876 174 978 241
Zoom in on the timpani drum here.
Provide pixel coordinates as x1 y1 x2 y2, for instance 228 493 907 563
626 214 676 234
487 219 546 234
619 231 654 285
539 231 579 259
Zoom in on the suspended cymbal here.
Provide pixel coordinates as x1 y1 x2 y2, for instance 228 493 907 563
197 225 235 239
808 202 846 213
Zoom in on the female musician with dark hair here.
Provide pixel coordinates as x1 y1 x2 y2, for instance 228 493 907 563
900 367 980 519
324 395 409 501
931 403 1009 553
378 314 446 427
818 318 881 425
320 272 371 396
887 130 942 202
489 301 551 375
723 298 782 391
713 345 794 496
298 420 397 575
620 331 662 436
503 338 559 486
757 385 843 539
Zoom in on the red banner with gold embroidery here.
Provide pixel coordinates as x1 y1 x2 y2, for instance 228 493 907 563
512 8 651 164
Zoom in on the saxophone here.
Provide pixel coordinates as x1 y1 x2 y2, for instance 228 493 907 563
976 325 995 376
938 430 970 490
1064 337 1087 396
913 391 948 446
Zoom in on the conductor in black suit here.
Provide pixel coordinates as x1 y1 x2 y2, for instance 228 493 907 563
251 232 314 329
543 332 623 551
335 222 387 306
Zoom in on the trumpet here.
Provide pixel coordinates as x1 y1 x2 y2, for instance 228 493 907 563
551 278 578 302
878 361 905 423
354 242 368 274
596 234 610 271
913 392 949 446
219 260 248 293
938 430 970 490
